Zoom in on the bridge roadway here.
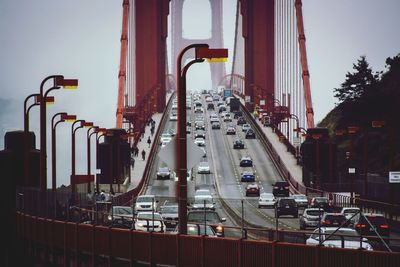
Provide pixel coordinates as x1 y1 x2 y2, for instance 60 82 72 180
139 92 302 237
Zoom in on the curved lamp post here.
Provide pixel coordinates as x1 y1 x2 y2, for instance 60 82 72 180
176 44 228 234
86 125 99 193
39 75 78 191
51 113 77 191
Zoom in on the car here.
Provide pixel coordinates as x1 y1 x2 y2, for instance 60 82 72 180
169 112 178 121
211 122 221 129
210 115 219 123
195 121 205 130
197 161 211 174
213 95 220 101
233 111 243 119
167 128 176 136
194 130 206 139
160 132 172 144
320 213 348 227
187 210 226 237
207 103 215 110
159 203 179 229
205 96 213 102
223 113 232 122
258 193 276 208
237 117 246 125
194 189 213 203
276 197 298 218
353 213 390 237
191 198 215 211
217 101 225 107
233 139 244 149
108 206 134 228
245 129 256 139
241 171 255 182
272 181 289 197
194 107 204 113
310 197 333 212
239 156 253 167
299 208 325 229
292 194 309 208
173 169 193 181
156 166 171 180
134 212 166 232
218 105 226 113
306 227 373 250
340 207 360 223
226 126 236 135
245 184 261 197
242 123 251 132
134 195 158 212
194 138 205 146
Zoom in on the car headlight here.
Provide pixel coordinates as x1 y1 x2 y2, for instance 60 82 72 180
108 215 112 221
137 223 144 227
215 225 223 232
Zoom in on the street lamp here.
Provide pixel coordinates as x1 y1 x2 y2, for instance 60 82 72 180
176 44 228 234
95 130 107 193
87 125 99 193
39 75 78 191
51 112 77 191
24 93 41 132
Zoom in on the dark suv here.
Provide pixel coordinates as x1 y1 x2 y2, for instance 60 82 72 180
320 213 348 227
354 213 390 237
276 197 298 218
272 181 290 197
310 197 333 212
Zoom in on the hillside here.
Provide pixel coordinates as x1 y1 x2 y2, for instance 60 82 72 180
318 54 400 175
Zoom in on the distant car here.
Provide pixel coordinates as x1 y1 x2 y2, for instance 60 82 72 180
258 193 276 208
245 129 256 139
169 112 178 121
173 223 217 237
187 210 226 237
194 138 205 146
194 189 213 203
134 195 158 212
320 213 348 227
108 206 134 228
237 117 246 125
242 123 251 132
195 130 206 139
292 194 308 208
233 139 244 149
353 213 390 237
195 121 205 130
207 103 215 110
218 105 226 113
310 197 333 212
306 227 373 250
223 113 232 122
134 212 165 232
194 107 204 113
299 208 325 229
245 184 261 197
167 128 176 136
197 161 211 174
159 203 179 230
241 171 255 182
226 126 236 135
233 111 243 119
156 166 171 180
239 156 253 167
211 122 221 129
272 181 290 197
276 197 298 218
340 207 360 223
160 133 172 144
191 198 215 211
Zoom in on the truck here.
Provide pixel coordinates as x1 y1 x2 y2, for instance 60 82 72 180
229 97 240 112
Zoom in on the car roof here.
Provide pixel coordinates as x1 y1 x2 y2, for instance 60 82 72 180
247 184 259 188
241 156 251 160
260 192 274 197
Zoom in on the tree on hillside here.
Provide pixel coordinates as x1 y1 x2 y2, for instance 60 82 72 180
334 56 378 103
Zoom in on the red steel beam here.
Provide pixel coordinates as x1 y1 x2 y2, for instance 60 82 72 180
295 0 315 128
116 0 130 128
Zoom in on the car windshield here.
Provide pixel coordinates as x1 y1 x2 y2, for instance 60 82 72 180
261 193 274 199
199 162 209 167
306 210 324 216
315 198 328 203
137 213 162 220
161 206 178 213
194 199 213 205
188 212 220 222
137 196 154 202
324 229 360 241
113 207 133 215
196 190 211 196
343 209 360 215
293 195 307 200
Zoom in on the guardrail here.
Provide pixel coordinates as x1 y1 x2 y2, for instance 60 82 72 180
111 92 176 206
16 212 400 267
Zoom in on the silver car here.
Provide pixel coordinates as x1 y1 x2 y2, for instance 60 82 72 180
258 193 276 208
299 208 324 229
197 161 210 174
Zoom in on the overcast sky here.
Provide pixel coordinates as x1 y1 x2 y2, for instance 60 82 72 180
1 0 399 187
